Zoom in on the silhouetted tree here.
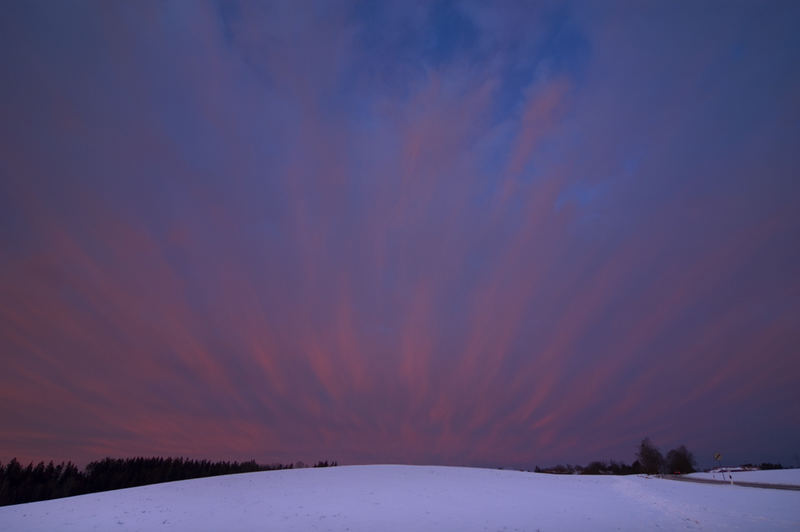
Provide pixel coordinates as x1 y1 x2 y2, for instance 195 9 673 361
535 464 577 474
665 445 696 474
582 461 608 475
636 438 665 474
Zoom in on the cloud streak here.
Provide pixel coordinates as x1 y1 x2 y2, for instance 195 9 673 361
0 0 798 468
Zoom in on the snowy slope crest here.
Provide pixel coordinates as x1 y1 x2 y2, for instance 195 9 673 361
1 465 799 531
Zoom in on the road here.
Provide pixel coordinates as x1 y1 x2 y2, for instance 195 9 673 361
663 474 800 491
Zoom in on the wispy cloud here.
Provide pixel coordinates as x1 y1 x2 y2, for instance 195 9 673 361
0 0 798 467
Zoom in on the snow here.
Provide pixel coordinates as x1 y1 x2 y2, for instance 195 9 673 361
688 468 800 486
1 465 798 531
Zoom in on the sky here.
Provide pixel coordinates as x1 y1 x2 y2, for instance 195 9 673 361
1 0 799 470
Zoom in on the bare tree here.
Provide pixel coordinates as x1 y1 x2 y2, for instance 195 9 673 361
665 445 696 474
636 438 665 475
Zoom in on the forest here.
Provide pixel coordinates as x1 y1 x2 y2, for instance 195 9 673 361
0 457 337 506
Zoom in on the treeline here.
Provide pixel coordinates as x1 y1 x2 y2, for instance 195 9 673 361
535 461 642 475
0 457 337 507
534 438 787 476
743 462 784 470
536 438 699 476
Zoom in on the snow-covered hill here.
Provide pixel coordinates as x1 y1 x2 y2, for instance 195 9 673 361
1 465 798 531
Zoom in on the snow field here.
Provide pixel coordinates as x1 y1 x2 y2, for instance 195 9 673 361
1 465 798 531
